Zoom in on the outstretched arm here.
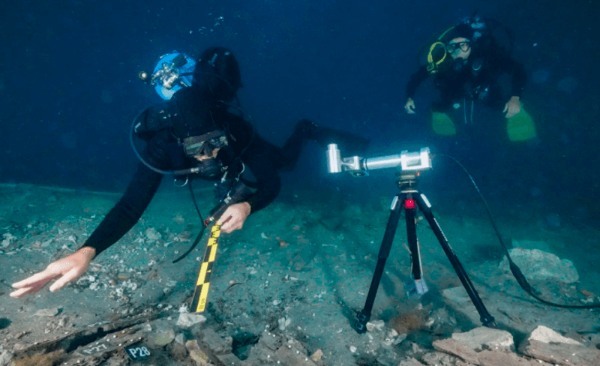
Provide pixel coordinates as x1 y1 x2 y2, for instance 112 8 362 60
11 159 164 297
83 162 163 255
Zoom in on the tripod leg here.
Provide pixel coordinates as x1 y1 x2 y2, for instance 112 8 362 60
354 194 403 333
415 193 496 327
405 195 429 296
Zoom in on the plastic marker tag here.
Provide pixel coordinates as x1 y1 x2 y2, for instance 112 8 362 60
125 344 152 361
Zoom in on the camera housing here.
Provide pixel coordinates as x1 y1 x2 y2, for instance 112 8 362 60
327 143 432 176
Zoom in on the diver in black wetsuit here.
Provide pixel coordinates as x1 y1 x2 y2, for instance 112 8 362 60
10 47 368 298
403 18 527 126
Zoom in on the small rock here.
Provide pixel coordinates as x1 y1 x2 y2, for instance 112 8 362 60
0 348 14 366
145 227 162 241
176 312 207 328
520 326 600 366
366 320 385 332
451 326 514 351
175 333 186 345
185 340 211 365
1 233 16 248
147 328 176 347
499 248 579 283
529 325 581 345
34 307 61 317
278 316 291 331
310 348 323 362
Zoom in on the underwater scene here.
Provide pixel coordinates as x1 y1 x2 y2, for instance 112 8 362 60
1 1 599 365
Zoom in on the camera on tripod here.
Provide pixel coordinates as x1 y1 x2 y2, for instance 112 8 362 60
326 143 432 176
325 142 496 333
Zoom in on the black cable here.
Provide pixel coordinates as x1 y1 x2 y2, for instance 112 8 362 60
129 113 199 176
437 154 600 309
129 98 254 263
172 181 208 263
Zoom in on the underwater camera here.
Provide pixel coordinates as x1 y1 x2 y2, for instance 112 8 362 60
326 143 432 176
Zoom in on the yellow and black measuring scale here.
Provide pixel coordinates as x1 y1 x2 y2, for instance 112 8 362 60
190 223 222 313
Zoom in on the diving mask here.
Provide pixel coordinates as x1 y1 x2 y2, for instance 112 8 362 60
446 41 471 54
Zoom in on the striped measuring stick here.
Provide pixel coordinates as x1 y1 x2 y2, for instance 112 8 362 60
190 224 222 313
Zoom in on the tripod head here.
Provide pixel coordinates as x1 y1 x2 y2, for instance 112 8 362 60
326 143 432 177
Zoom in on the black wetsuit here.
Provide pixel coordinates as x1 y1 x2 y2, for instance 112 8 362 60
406 41 526 113
82 87 295 256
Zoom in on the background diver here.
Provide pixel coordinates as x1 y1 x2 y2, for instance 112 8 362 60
403 16 535 142
10 46 368 298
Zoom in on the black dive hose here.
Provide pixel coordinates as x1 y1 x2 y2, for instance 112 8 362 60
172 181 208 263
128 113 209 263
129 115 200 176
129 108 258 263
439 154 600 309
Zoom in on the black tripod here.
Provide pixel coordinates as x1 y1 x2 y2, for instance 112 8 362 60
354 172 496 333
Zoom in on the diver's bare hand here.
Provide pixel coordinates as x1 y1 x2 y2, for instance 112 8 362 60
503 96 521 118
217 202 251 234
10 247 96 298
404 98 416 114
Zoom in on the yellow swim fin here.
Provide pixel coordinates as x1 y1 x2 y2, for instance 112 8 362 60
431 112 456 136
507 107 537 142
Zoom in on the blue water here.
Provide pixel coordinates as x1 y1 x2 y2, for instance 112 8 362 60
1 0 598 222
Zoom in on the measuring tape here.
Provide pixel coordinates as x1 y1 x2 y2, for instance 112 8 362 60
190 224 222 313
